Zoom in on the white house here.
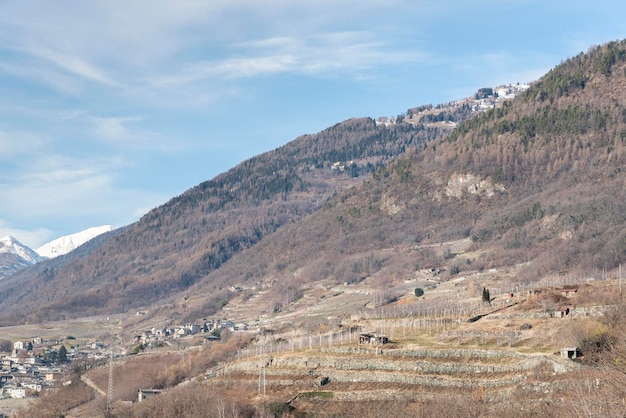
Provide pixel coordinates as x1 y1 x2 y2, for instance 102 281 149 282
185 324 201 335
91 341 106 349
22 381 42 392
3 385 27 398
174 328 190 338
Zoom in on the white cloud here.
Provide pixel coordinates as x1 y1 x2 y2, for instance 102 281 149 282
86 115 189 152
9 163 115 215
58 109 87 122
24 47 116 86
89 116 143 140
0 130 45 160
0 60 82 95
0 153 167 241
150 30 421 91
0 0 428 103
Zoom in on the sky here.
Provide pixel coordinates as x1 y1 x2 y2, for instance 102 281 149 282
0 0 625 249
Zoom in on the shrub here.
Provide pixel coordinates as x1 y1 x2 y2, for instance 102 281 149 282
266 401 294 417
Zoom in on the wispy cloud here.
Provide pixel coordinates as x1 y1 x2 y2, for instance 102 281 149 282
151 31 421 89
24 47 116 86
89 116 143 141
0 0 430 111
0 59 82 95
0 153 165 230
0 130 46 160
0 156 119 240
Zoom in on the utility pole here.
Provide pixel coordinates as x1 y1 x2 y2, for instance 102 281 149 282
107 350 114 412
617 263 622 301
257 341 261 397
258 336 266 398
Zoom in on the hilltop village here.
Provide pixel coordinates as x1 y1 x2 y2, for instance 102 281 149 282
375 83 530 126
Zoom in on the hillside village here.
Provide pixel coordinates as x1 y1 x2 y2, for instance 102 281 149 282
376 83 530 127
1 263 619 416
0 318 248 402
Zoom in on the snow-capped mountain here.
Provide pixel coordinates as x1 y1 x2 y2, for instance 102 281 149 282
0 236 45 280
36 225 115 259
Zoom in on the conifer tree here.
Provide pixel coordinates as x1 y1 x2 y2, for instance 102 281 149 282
482 287 491 305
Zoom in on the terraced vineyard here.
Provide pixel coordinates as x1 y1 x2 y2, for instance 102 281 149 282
30 275 624 417
208 345 581 400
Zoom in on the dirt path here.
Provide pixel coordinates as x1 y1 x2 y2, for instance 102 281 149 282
80 374 106 397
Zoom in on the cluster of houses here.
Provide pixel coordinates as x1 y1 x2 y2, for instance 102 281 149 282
0 339 69 399
0 335 131 400
0 318 251 400
376 83 531 127
133 319 249 347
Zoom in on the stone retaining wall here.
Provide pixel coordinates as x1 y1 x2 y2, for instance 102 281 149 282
214 347 579 391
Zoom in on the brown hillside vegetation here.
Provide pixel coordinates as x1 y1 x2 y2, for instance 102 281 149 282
8 38 626 418
16 278 626 417
174 41 626 321
0 113 472 324
2 39 626 335
0 42 626 330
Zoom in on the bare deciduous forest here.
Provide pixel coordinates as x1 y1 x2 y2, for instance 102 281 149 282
0 94 473 323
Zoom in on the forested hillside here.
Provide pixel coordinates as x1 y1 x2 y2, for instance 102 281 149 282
4 40 625 326
432 40 626 274
0 109 474 324
183 40 626 317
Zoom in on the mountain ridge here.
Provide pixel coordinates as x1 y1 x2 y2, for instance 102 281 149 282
176 40 626 320
0 226 117 282
0 236 44 280
0 38 621 326
36 225 115 259
0 102 487 322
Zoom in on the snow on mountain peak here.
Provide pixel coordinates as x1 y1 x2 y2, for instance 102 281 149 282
0 235 44 265
36 225 115 259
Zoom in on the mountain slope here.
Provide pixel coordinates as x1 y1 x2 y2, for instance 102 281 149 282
36 225 115 259
3 37 622 325
0 236 44 280
182 40 626 317
0 112 479 323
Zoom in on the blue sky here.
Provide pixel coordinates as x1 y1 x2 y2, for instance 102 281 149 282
0 0 625 248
